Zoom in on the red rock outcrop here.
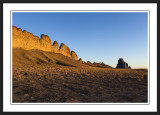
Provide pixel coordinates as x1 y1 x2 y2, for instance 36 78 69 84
12 26 52 51
51 41 59 53
116 58 131 69
39 34 52 51
59 43 71 57
78 58 82 63
12 26 78 60
71 51 78 60
87 61 91 64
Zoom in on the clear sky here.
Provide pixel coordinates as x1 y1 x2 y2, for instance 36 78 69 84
12 12 148 68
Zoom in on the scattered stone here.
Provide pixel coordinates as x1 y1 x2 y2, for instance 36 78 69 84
24 94 30 98
59 97 67 102
24 72 28 75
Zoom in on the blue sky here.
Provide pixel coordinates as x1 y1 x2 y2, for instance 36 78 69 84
12 12 148 68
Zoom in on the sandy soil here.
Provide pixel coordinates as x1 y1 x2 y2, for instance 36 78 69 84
12 48 148 103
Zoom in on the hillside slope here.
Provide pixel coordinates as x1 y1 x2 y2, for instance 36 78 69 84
13 48 81 67
12 48 148 103
13 48 112 69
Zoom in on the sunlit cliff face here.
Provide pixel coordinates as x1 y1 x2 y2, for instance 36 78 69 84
12 26 78 60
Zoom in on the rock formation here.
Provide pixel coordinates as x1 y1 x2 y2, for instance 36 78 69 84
51 41 59 53
59 43 71 57
116 58 131 69
12 26 78 60
39 34 52 51
78 58 82 63
87 61 91 64
71 51 78 60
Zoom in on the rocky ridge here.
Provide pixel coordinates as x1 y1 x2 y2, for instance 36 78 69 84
12 26 131 68
12 26 78 60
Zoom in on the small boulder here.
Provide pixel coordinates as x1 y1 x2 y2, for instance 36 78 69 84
24 72 28 75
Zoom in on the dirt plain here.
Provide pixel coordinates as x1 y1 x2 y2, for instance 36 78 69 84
12 48 148 103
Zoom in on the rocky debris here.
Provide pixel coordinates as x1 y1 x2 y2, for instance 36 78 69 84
78 58 82 63
13 59 148 102
84 61 112 68
12 26 79 60
92 62 112 68
24 72 28 75
51 41 59 53
59 43 71 57
71 51 78 60
116 58 131 69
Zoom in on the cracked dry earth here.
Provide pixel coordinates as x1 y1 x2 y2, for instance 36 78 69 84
12 48 148 103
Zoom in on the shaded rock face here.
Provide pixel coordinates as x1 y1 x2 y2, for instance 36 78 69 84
78 58 82 63
71 51 78 60
12 26 78 60
59 43 71 57
116 58 131 69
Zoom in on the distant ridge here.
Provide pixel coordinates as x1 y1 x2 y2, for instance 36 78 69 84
12 26 112 68
12 26 78 60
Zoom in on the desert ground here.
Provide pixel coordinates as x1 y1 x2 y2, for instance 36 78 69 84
12 48 148 103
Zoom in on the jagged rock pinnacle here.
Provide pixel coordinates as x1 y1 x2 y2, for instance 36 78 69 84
116 58 131 69
12 26 78 60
